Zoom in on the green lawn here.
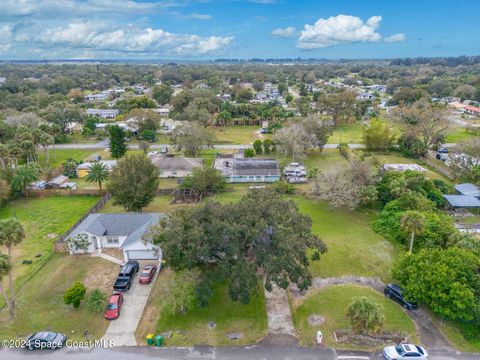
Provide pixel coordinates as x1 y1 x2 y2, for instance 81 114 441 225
212 125 266 145
0 254 117 340
328 123 364 144
137 270 268 346
37 149 99 170
290 196 400 281
434 319 480 353
101 195 173 214
0 196 99 297
445 127 478 143
292 284 418 348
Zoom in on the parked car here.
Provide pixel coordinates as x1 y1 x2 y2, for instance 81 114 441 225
24 332 67 350
139 264 158 284
384 283 418 310
118 261 139 277
383 344 428 360
437 147 449 154
105 292 123 320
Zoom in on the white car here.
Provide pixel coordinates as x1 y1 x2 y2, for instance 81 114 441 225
384 344 428 360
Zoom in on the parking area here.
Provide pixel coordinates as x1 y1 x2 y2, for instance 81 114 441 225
101 261 159 346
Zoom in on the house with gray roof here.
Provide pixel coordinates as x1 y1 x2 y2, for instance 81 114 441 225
68 213 164 261
454 183 480 198
443 195 480 209
149 154 203 178
214 157 280 183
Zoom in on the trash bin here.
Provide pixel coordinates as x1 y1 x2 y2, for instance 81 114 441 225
155 335 163 347
146 333 154 345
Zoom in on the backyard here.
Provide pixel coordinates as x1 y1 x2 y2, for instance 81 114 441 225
0 196 100 299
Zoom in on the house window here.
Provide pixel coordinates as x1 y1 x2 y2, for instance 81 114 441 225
106 236 119 244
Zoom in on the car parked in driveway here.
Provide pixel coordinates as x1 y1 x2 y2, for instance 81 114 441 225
384 344 428 360
105 292 123 320
139 264 157 284
384 283 418 310
24 332 67 350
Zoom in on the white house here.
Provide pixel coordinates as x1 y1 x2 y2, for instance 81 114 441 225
67 213 164 261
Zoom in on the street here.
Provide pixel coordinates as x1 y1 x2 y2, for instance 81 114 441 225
0 344 477 360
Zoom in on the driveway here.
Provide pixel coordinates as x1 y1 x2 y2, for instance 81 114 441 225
101 270 156 346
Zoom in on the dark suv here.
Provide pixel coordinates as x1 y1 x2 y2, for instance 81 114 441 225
384 283 418 310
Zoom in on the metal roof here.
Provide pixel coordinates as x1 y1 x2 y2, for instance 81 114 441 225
454 183 480 197
443 195 480 208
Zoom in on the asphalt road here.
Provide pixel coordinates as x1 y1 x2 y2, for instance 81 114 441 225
0 345 477 360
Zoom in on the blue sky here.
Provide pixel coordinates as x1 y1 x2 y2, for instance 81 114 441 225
0 0 478 60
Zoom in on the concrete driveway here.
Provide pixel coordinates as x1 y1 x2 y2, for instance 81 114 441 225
101 269 156 346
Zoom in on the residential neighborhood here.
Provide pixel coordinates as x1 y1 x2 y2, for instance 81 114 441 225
0 1 480 360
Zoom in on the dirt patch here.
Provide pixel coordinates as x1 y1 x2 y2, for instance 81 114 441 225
102 248 124 261
334 329 409 347
83 257 118 293
308 315 325 326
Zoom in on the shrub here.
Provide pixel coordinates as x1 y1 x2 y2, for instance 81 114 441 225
253 139 263 154
244 148 255 157
271 180 295 194
63 158 80 178
64 282 86 308
346 297 384 335
263 139 274 154
86 289 107 313
338 143 352 160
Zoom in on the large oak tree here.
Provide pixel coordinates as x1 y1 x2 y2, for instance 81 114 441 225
155 188 327 304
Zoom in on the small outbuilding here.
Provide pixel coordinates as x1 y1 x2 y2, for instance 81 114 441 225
443 195 480 209
454 183 480 198
214 157 280 183
149 154 203 178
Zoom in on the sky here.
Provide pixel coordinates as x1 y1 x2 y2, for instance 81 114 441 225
0 0 478 60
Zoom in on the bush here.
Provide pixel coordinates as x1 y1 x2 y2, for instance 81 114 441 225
398 134 428 159
64 282 86 308
253 139 263 154
271 180 295 194
338 143 352 160
86 289 107 313
346 297 384 334
244 148 255 157
141 129 157 142
63 158 80 178
263 139 274 154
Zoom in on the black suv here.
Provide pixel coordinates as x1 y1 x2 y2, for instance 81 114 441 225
118 261 139 277
384 283 418 310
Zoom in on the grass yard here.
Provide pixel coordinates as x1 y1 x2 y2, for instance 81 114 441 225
361 152 451 182
0 254 117 340
291 284 418 348
37 149 98 170
433 319 480 353
136 269 268 346
328 123 364 144
302 149 350 171
101 195 173 214
290 196 400 281
212 125 266 145
445 127 478 143
0 196 99 297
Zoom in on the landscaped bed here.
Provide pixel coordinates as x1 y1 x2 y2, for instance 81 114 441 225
136 270 268 346
0 254 118 340
291 284 418 349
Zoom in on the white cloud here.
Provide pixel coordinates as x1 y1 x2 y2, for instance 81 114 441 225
180 13 212 20
298 14 383 49
34 22 233 56
0 25 12 39
384 33 406 43
271 27 296 38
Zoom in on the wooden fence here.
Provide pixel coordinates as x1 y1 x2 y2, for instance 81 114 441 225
55 192 112 251
25 188 107 197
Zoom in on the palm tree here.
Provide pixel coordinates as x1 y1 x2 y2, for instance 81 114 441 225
0 254 13 318
0 218 26 319
10 164 41 197
40 133 53 167
401 210 426 253
86 162 109 190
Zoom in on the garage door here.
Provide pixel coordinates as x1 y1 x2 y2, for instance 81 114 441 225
125 250 158 260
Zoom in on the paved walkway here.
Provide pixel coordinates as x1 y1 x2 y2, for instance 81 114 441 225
290 275 452 351
264 284 296 338
101 274 155 346
91 252 124 266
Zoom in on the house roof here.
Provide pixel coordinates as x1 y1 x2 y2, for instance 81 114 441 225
443 195 480 208
149 155 203 171
77 160 118 171
454 183 480 197
215 158 280 177
69 213 164 248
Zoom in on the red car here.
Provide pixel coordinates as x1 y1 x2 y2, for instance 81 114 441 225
104 292 123 320
139 264 157 284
